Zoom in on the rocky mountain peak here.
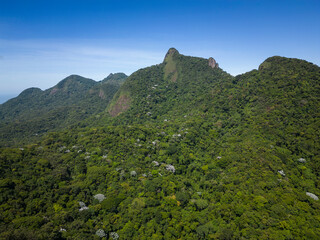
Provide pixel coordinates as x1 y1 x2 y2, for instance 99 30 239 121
164 48 179 61
102 73 128 84
208 57 219 68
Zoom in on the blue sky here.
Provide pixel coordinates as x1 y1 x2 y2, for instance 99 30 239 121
0 0 319 102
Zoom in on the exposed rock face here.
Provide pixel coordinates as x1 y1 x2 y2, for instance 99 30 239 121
298 158 306 163
208 57 219 69
164 48 179 61
164 48 179 82
109 94 131 117
306 192 319 201
49 88 58 95
99 89 105 99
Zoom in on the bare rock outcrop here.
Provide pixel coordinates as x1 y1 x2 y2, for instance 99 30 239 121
164 48 179 60
209 57 219 69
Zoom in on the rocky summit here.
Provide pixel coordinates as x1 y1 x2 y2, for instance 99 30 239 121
0 49 320 239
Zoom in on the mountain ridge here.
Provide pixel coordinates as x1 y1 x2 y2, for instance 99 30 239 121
108 49 228 120
0 49 320 239
0 72 127 146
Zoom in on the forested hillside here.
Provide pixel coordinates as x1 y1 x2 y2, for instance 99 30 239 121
107 48 232 123
0 49 319 239
0 73 127 146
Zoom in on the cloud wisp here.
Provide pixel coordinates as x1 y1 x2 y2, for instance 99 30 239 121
0 39 164 94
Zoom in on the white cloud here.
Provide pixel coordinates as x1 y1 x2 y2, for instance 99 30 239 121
0 39 164 94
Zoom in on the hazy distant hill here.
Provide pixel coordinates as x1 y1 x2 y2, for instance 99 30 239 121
1 49 320 239
0 73 127 146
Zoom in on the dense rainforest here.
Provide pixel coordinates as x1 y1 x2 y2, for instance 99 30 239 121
0 73 127 146
0 48 319 239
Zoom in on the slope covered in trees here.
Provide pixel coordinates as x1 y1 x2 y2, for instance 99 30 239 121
0 49 320 239
0 73 127 146
107 48 233 123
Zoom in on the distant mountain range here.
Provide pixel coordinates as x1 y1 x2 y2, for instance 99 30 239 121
0 73 127 145
0 48 320 239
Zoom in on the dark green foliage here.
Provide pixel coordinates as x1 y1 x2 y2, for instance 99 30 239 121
107 48 233 124
0 50 320 239
0 73 127 146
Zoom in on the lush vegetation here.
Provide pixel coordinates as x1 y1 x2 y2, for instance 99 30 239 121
0 49 320 239
0 73 127 146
